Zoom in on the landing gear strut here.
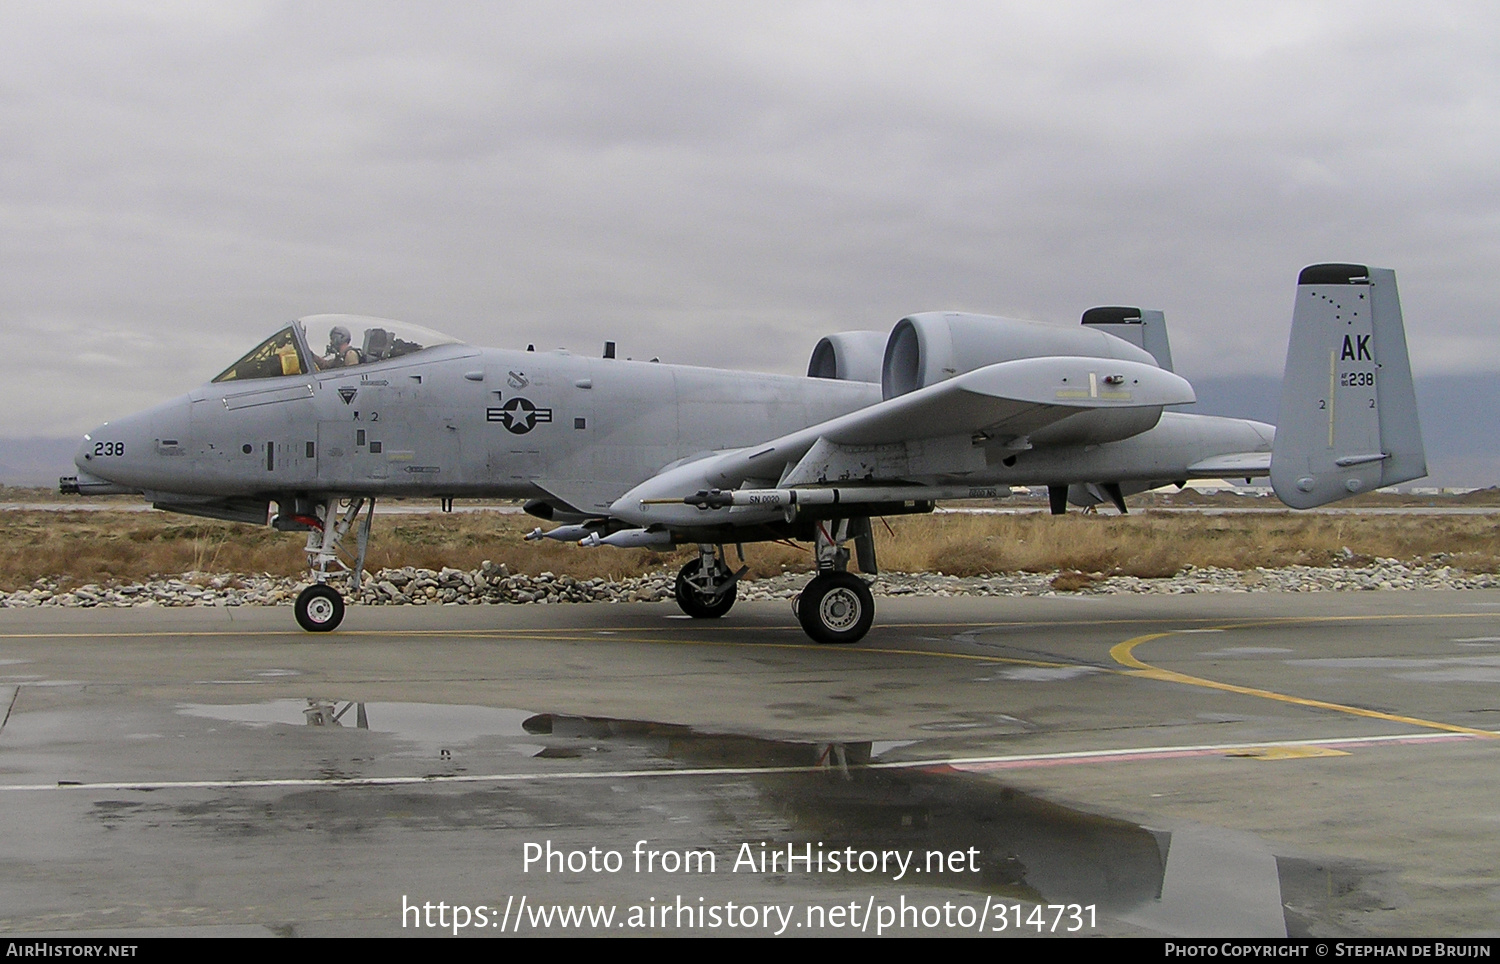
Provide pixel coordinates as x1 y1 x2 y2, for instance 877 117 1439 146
287 496 375 633
794 517 875 645
674 544 746 619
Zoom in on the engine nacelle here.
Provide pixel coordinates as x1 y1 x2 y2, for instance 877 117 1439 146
880 312 1158 400
808 331 888 383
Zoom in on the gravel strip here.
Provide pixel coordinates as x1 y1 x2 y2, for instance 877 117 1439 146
4 556 1496 609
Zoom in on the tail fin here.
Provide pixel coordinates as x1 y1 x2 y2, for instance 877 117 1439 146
1081 306 1175 372
1270 263 1426 508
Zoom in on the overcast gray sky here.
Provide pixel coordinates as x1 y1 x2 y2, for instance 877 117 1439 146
4 1 1497 437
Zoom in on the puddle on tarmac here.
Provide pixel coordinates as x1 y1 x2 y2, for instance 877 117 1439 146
177 699 536 751
1204 647 1294 657
913 712 1032 733
528 712 1397 935
977 666 1102 682
1286 654 1500 684
0 677 82 687
1289 655 1500 668
1276 856 1408 937
153 700 1395 934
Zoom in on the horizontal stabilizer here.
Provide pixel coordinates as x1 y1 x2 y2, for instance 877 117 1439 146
1186 452 1271 477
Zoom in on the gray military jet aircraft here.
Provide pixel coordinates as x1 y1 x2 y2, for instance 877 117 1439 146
61 264 1424 642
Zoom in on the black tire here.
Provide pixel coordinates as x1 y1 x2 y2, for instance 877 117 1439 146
796 572 874 644
674 559 737 619
295 584 345 632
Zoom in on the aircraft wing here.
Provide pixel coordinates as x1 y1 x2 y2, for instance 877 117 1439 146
612 355 1194 527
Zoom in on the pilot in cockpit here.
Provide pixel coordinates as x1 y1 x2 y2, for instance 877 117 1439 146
317 325 361 370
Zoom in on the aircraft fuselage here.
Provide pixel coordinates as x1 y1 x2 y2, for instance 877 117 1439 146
77 343 1270 515
77 342 1272 514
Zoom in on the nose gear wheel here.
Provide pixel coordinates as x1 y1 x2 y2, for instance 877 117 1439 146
295 584 345 632
674 557 738 619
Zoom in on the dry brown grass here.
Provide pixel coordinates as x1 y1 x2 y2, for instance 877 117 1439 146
0 506 1495 591
878 511 1500 578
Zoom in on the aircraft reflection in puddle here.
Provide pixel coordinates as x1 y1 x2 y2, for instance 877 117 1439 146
523 712 1173 912
170 700 1393 934
178 699 1167 913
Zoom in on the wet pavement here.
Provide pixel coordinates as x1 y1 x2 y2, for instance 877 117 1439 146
1 591 1498 937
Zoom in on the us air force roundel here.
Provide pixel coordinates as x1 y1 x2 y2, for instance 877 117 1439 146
487 396 552 434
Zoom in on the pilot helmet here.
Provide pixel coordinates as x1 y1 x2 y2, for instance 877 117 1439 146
330 325 351 347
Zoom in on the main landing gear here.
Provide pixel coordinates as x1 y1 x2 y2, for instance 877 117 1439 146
283 496 375 633
796 571 873 645
672 519 879 645
793 517 875 644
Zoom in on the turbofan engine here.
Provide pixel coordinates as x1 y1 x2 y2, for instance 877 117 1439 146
881 311 1170 447
807 331 888 383
880 311 1159 400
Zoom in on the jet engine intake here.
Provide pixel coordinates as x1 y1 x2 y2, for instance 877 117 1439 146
807 331 888 383
881 312 1159 400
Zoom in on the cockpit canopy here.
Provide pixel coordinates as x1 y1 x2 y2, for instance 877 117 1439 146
212 315 463 383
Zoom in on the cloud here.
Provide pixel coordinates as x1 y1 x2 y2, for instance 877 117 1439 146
3 2 1499 437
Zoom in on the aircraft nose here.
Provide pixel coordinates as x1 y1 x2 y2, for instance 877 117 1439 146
74 406 155 482
68 394 197 495
75 421 129 477
73 433 95 473
65 411 167 496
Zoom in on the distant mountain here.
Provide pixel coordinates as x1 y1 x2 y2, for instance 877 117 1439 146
1183 373 1500 489
0 437 81 488
6 372 1496 489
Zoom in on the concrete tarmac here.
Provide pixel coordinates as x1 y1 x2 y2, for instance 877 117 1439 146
2 590 1499 937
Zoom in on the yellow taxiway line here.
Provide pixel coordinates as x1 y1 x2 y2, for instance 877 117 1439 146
1111 623 1500 740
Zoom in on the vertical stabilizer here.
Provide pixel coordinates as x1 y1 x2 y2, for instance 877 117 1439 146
1082 306 1175 372
1270 264 1426 508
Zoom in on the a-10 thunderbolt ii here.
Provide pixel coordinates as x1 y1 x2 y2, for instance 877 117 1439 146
61 263 1425 643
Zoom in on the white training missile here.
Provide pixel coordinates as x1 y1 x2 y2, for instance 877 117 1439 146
529 523 602 543
580 528 674 549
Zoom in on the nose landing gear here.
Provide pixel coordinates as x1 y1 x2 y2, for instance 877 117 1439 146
295 584 345 632
282 496 375 633
674 545 746 619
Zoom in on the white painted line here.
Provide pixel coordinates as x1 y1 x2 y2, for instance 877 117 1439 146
0 729 1483 793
